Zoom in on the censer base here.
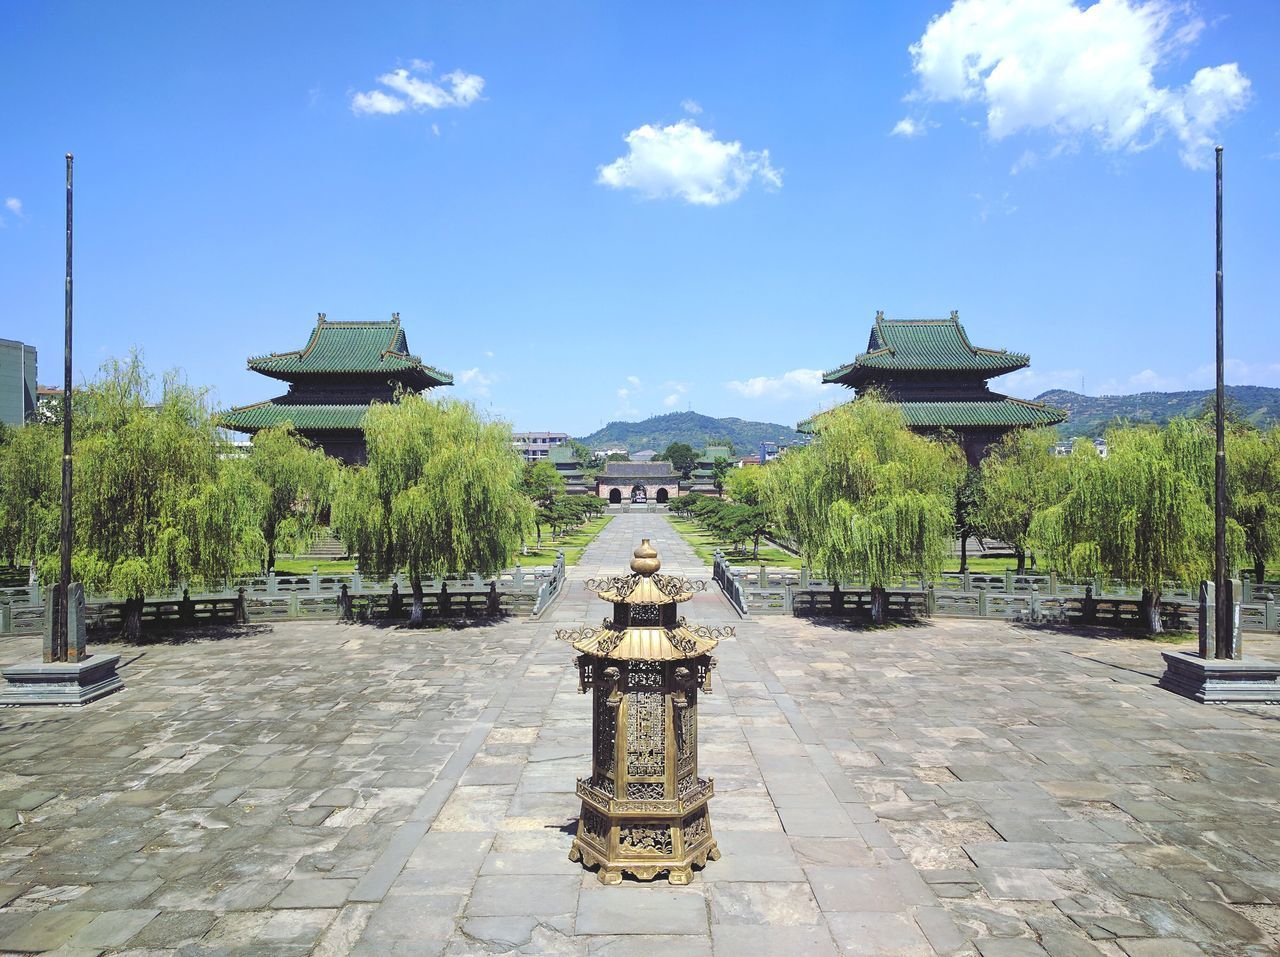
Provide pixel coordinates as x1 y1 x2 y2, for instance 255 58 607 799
570 835 720 885
568 797 720 885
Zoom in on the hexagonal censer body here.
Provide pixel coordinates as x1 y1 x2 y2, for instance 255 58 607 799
560 540 731 884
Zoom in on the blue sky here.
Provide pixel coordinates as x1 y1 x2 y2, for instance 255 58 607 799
2 0 1277 435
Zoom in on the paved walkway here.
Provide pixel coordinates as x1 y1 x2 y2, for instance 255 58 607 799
0 512 1277 955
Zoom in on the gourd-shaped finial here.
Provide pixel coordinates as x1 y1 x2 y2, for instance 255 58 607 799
630 539 661 577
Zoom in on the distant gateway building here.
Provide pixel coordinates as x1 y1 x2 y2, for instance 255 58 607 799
813 312 1065 464
221 314 452 463
596 461 681 504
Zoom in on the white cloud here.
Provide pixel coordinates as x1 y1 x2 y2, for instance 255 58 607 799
351 90 406 115
891 118 927 137
662 381 689 408
1001 366 1086 398
457 367 497 397
905 0 1251 169
681 99 703 115
626 375 642 388
352 61 485 116
725 369 834 400
597 120 782 206
5 198 23 216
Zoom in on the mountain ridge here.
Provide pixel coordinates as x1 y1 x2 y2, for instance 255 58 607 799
575 411 801 453
1037 385 1280 438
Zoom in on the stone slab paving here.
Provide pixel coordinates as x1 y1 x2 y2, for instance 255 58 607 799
0 511 1276 955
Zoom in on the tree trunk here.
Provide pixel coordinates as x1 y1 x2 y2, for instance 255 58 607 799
1256 558 1267 587
959 532 969 574
409 577 424 628
752 534 760 560
870 585 887 625
267 541 276 573
124 595 143 641
1141 587 1163 634
1015 548 1026 574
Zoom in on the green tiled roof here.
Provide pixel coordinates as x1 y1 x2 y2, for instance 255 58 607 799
824 314 1028 384
247 315 452 387
897 399 1065 428
799 397 1065 434
221 402 370 433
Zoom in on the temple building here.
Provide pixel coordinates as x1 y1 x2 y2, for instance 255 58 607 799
685 446 732 495
221 313 452 463
814 312 1065 464
596 461 681 504
548 444 591 495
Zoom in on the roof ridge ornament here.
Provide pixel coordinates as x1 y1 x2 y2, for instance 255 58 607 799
950 309 959 320
317 312 326 322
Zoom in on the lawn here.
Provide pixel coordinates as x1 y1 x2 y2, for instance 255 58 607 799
254 516 615 576
666 515 804 569
514 515 615 567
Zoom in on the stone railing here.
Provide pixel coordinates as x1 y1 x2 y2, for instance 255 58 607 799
710 554 1273 632
0 553 567 637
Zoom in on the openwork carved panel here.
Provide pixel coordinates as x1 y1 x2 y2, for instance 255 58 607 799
627 781 665 800
594 683 616 775
626 661 665 690
683 811 708 845
581 806 609 842
676 702 696 773
626 692 666 777
619 824 673 856
630 602 660 625
678 772 698 797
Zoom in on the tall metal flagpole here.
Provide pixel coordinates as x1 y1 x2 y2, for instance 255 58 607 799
57 153 74 663
1213 145 1229 659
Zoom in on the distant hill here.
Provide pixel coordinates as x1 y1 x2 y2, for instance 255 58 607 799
576 412 801 454
1038 386 1280 438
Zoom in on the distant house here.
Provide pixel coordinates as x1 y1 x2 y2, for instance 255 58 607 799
513 431 570 462
631 449 657 462
0 338 37 427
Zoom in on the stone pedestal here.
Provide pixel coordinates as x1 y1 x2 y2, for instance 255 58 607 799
0 654 124 707
1159 651 1280 705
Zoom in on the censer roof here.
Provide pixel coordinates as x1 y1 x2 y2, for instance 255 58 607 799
568 625 721 660
563 540 732 661
591 540 696 606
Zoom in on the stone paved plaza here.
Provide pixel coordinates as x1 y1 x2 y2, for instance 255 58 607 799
1 513 1279 955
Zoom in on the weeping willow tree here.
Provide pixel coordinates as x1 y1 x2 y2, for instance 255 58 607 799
332 395 532 626
975 428 1068 573
762 398 963 623
1228 427 1280 585
236 424 339 570
1030 419 1243 634
59 355 265 638
0 420 60 577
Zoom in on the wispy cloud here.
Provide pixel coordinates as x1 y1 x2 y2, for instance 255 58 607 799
725 368 834 400
681 99 703 115
1 197 24 227
890 118 929 138
456 367 498 397
902 0 1250 169
597 120 782 206
352 60 485 117
1006 359 1280 399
